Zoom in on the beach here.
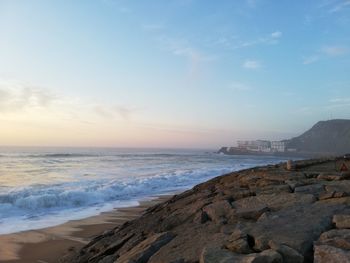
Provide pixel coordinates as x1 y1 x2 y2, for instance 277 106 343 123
0 148 290 262
0 196 171 263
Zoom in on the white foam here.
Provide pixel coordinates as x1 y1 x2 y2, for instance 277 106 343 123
0 149 289 234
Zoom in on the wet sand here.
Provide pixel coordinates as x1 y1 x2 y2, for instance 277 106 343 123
0 195 171 263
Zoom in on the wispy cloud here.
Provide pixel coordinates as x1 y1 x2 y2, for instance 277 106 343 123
156 35 216 79
270 31 282 38
303 45 348 65
329 97 350 103
232 31 282 49
0 79 57 112
321 45 348 56
242 59 262 69
303 55 320 65
329 0 350 13
93 104 137 121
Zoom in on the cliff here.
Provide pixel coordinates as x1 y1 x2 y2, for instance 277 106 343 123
61 157 350 263
287 119 350 154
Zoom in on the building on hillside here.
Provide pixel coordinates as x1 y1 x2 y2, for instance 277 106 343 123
237 140 271 152
271 141 286 152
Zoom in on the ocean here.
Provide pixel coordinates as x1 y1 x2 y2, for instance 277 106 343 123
0 147 291 235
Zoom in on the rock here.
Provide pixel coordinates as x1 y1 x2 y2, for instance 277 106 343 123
294 184 325 198
285 180 306 191
61 158 347 263
245 249 282 263
226 226 254 254
317 172 343 181
202 200 234 224
334 191 348 198
220 225 237 235
317 229 350 250
199 246 244 263
226 237 253 254
314 244 350 263
325 181 350 195
116 232 175 263
255 185 291 195
194 211 210 224
268 242 304 263
247 203 345 259
333 215 350 229
318 196 350 206
97 255 116 263
286 160 296 171
232 193 315 212
235 206 270 220
319 191 336 200
230 189 255 200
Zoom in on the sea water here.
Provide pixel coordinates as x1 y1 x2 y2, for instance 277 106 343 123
0 147 291 234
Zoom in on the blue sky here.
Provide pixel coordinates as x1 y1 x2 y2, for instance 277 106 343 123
0 0 349 148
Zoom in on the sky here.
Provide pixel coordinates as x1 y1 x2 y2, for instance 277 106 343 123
0 0 349 148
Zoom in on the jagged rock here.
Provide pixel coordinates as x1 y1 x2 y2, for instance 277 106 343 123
97 255 116 263
61 158 350 263
319 191 336 200
319 196 350 206
226 237 253 254
317 229 350 250
202 200 234 224
317 172 344 181
285 180 307 191
235 206 270 221
268 242 304 263
226 226 254 254
244 249 282 263
194 211 210 224
334 191 348 198
314 244 350 263
325 181 350 195
116 232 175 263
333 215 350 229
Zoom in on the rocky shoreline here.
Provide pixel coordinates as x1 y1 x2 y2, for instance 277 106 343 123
62 157 350 263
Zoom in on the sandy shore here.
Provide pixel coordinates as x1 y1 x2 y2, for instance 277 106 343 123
0 195 172 263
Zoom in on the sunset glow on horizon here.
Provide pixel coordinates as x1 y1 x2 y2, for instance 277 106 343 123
1 0 349 148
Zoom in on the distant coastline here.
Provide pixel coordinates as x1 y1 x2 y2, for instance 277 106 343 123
217 146 335 158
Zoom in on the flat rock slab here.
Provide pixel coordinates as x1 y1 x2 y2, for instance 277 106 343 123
294 184 325 197
232 193 316 212
247 203 345 256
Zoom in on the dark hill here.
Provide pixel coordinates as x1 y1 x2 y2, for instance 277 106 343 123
287 119 350 154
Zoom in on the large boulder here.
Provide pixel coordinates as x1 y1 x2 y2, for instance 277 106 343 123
314 245 350 263
202 200 234 224
333 215 350 229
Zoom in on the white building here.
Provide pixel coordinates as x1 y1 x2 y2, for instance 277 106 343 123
237 140 271 152
271 141 286 152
